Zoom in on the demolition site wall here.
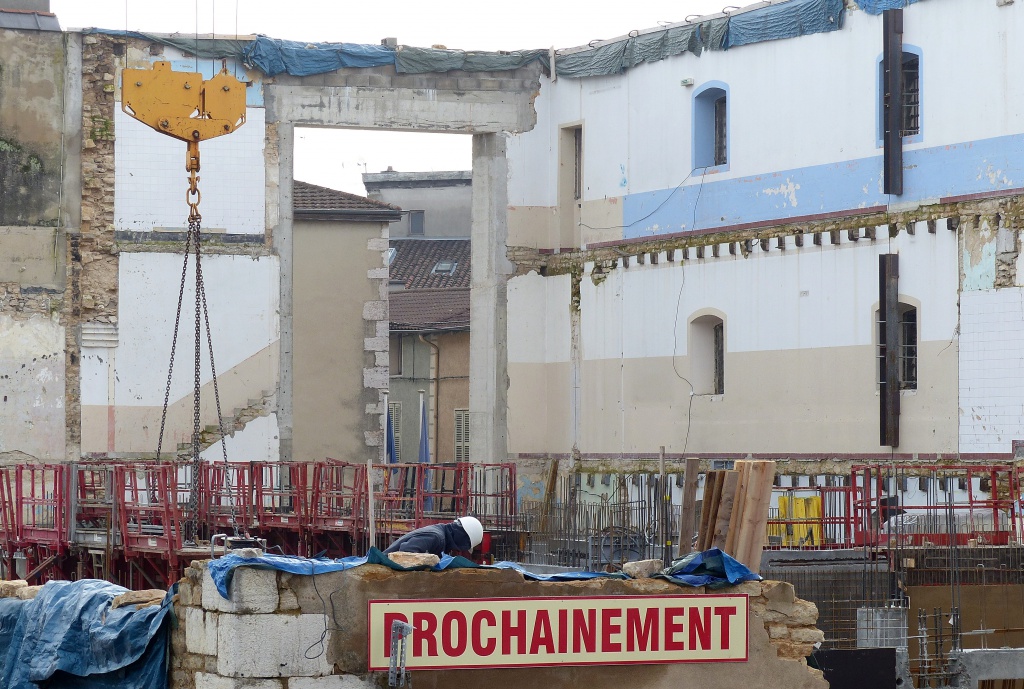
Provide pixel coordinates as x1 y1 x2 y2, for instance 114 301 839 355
171 560 827 689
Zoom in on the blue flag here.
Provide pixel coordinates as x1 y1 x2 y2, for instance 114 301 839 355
386 406 397 463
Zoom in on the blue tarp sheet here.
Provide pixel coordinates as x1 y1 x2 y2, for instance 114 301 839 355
208 547 629 598
0 580 173 689
242 36 396 77
725 0 845 49
657 548 762 589
853 0 921 14
208 547 758 599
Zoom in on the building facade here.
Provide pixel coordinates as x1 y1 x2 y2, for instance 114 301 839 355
504 0 1024 473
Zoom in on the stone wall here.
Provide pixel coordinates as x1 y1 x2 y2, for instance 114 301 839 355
171 560 825 689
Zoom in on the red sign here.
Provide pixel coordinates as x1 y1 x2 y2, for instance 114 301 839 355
368 594 748 670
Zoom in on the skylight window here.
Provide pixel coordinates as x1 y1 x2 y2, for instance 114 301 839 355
432 260 457 275
386 247 397 265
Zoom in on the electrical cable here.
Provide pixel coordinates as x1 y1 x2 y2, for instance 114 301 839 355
580 166 707 232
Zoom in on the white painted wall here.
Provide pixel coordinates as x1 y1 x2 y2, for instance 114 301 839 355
0 314 64 461
114 107 266 234
574 228 958 362
510 1 1024 205
201 414 280 463
116 252 279 407
959 288 1024 454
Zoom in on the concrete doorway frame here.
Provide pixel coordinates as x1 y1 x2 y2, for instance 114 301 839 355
262 66 542 465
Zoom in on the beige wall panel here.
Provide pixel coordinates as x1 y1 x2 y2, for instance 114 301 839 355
579 198 624 248
507 361 572 454
436 331 469 462
561 341 958 456
0 227 62 287
507 205 557 249
292 220 380 463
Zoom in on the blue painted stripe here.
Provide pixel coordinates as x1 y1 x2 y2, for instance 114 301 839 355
622 133 1022 239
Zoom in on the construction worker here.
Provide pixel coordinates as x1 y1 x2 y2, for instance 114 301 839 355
383 516 483 556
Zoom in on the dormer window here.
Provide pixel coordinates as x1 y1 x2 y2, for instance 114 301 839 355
432 260 457 275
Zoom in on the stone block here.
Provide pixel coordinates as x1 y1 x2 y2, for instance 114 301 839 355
363 367 388 390
762 580 796 607
112 589 166 609
288 676 378 689
217 614 332 677
361 300 387 321
363 336 387 352
0 580 28 598
186 607 219 656
387 552 440 568
366 237 388 252
773 640 815 660
789 626 825 645
366 267 388 280
729 580 763 597
767 623 789 639
17 585 43 600
195 672 284 689
621 559 664 579
202 567 279 614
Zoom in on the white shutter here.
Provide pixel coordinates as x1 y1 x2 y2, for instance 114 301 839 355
454 410 470 462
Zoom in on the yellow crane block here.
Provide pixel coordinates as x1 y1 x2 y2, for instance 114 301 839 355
121 61 247 178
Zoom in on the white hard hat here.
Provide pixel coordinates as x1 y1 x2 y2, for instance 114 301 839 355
457 516 484 548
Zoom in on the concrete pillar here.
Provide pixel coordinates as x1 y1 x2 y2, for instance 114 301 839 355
269 121 294 461
469 133 512 463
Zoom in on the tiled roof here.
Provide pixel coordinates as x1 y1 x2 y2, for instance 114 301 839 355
293 180 400 212
390 288 470 332
389 238 470 289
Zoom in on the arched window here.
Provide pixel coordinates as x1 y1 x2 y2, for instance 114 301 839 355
690 314 725 395
692 82 729 169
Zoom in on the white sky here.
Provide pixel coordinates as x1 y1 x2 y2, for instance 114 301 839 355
50 0 734 194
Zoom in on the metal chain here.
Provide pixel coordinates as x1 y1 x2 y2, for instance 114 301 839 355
197 237 238 536
187 213 203 545
155 230 193 461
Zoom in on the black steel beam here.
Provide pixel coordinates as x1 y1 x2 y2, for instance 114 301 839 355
882 9 904 196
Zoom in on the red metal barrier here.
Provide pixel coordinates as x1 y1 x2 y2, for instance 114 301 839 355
310 461 365 536
0 466 15 574
201 462 254 533
116 463 187 560
15 464 67 551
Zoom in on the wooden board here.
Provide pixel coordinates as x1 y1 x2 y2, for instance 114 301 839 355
677 457 700 557
697 471 720 552
711 471 739 550
732 461 775 572
725 461 752 556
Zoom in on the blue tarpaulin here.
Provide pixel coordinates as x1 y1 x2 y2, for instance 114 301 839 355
657 548 762 589
0 579 173 689
207 548 761 600
208 547 629 598
853 0 921 14
242 36 395 77
725 0 845 49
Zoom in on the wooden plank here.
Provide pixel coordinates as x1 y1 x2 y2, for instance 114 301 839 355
734 461 776 573
700 471 725 552
696 471 719 552
677 457 700 557
725 461 752 556
711 471 739 550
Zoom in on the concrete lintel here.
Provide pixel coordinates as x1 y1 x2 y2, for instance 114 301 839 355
265 85 537 134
